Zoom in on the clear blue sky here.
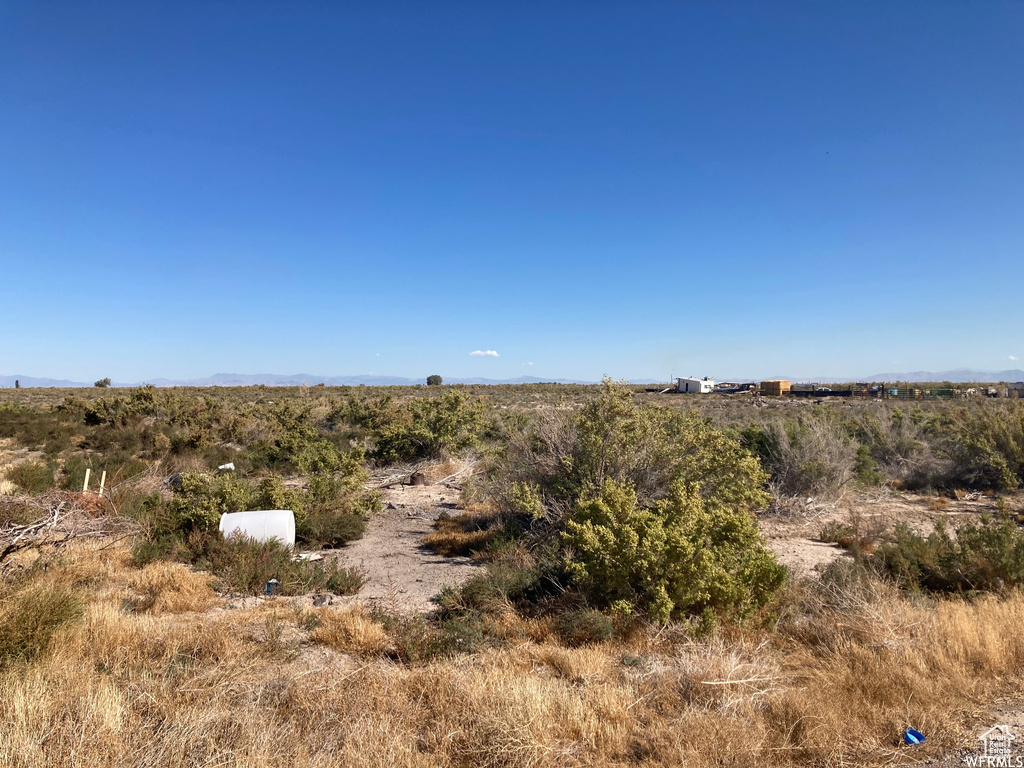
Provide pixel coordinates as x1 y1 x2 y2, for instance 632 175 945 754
1 1 1021 382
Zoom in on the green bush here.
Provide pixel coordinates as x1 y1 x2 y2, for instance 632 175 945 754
426 375 443 386
873 514 1024 593
0 498 35 527
169 472 255 534
371 390 486 463
58 455 99 492
5 460 54 494
556 608 615 646
144 465 374 558
853 444 885 486
941 403 1024 491
741 416 854 498
454 559 545 614
496 379 771 519
0 585 83 665
296 509 366 549
563 480 786 623
197 536 365 596
819 520 855 544
435 615 484 655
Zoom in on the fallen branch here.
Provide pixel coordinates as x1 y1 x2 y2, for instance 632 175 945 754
0 495 138 565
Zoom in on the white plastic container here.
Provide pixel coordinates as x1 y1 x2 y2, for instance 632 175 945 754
219 510 296 547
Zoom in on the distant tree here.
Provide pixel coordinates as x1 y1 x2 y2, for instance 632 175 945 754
426 375 443 386
14 380 19 389
94 377 111 388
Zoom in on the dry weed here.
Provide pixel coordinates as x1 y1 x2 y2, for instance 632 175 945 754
1 541 1024 766
309 605 388 655
124 561 218 614
423 511 499 557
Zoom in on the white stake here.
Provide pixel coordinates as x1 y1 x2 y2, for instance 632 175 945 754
98 470 106 497
82 467 91 494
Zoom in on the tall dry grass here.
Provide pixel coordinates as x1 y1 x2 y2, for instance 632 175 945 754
1 541 1023 767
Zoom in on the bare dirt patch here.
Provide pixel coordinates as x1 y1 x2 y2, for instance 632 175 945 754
322 481 481 613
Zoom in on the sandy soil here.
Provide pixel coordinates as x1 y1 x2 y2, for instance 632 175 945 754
321 481 482 613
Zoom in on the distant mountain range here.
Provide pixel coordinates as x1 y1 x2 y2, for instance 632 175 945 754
2 369 1022 389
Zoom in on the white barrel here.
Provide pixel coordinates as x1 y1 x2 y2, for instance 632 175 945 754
219 510 296 547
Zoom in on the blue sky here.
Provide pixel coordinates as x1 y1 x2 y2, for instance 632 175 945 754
1 1 1021 382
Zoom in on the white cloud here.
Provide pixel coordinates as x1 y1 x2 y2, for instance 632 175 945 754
523 362 534 366
1010 355 1019 361
374 353 380 357
469 350 499 357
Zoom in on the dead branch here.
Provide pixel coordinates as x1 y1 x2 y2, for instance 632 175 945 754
0 495 138 565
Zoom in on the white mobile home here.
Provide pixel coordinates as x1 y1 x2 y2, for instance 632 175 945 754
677 377 715 394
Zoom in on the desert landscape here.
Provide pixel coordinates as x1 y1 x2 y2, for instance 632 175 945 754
3 4 1021 765
2 382 1024 766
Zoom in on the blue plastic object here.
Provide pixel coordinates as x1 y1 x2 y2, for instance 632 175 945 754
903 728 926 745
265 579 280 596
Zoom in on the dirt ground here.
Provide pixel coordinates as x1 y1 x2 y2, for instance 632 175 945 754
318 480 482 613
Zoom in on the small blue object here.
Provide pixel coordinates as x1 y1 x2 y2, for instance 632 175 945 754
904 728 926 745
265 579 280 596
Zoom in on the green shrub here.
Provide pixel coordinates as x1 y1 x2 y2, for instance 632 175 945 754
59 455 94 491
426 375 443 386
372 611 484 662
873 515 1024 593
455 559 546 613
556 608 615 646
435 615 484 655
495 379 771 518
853 444 885 486
5 460 54 494
147 466 373 556
0 585 83 665
563 480 786 623
941 403 1024 491
852 407 939 488
819 520 856 544
322 564 367 595
371 391 486 463
296 509 366 549
0 498 35 527
198 536 365 596
169 472 255 534
742 416 854 498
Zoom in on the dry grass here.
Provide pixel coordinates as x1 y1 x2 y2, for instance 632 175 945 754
424 511 500 557
0 540 1022 766
124 561 218 615
309 605 388 655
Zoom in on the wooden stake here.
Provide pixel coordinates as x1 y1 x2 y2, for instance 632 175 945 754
82 468 91 494
98 471 106 497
